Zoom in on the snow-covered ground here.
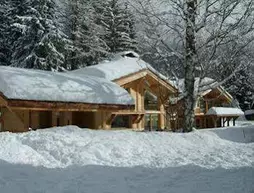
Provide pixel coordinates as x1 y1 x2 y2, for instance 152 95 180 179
0 125 253 193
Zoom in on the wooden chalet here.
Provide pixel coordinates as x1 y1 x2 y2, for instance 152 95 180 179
70 51 178 130
169 78 243 129
2 52 239 132
0 66 134 132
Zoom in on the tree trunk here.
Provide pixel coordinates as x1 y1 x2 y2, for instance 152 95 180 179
183 0 197 132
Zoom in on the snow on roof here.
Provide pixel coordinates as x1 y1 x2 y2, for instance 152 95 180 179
206 107 244 116
0 66 134 105
174 77 216 93
69 51 173 86
245 110 254 115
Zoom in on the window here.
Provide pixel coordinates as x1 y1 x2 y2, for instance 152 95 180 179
112 115 130 128
199 97 206 113
144 90 158 110
145 114 159 130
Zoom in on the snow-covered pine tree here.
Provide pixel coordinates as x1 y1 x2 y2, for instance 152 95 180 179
95 0 138 53
224 65 254 111
118 3 138 52
0 0 11 66
64 0 109 69
10 0 67 70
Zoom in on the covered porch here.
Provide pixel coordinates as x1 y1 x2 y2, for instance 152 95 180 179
195 107 244 129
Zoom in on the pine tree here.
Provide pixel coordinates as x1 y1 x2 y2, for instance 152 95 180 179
95 0 138 53
0 0 11 65
9 0 67 70
225 66 254 111
65 0 109 69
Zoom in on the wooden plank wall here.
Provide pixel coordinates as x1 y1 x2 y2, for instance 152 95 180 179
1 108 29 132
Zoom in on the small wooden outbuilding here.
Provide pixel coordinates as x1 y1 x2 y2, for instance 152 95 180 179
168 78 243 129
205 107 244 127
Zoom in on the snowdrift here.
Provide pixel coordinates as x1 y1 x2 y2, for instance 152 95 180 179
0 126 253 169
207 126 254 143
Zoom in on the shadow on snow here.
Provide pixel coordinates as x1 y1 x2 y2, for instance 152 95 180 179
0 160 253 193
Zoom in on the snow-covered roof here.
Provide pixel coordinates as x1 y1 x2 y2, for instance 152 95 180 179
245 110 254 115
174 77 217 93
206 107 244 116
172 77 232 103
69 51 174 86
0 66 134 105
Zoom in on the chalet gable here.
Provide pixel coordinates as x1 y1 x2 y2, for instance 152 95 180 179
173 77 233 103
70 51 178 94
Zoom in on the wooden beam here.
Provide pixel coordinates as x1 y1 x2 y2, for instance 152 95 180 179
132 114 139 123
114 70 148 86
106 114 117 125
137 114 144 123
114 69 177 93
113 111 145 115
147 71 177 93
145 110 162 114
0 94 8 107
7 99 134 112
205 100 208 113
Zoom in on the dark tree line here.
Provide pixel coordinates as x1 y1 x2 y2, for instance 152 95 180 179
0 0 138 70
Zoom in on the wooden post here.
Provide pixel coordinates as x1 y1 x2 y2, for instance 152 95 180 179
158 99 165 130
149 114 152 131
137 83 144 129
200 117 203 129
102 112 112 130
129 87 137 111
233 118 236 126
52 111 58 127
30 111 39 129
66 112 72 125
205 100 208 113
213 116 218 128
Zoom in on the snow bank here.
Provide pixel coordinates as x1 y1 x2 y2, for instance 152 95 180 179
0 126 253 169
205 126 254 143
0 126 253 193
206 107 244 116
0 66 134 105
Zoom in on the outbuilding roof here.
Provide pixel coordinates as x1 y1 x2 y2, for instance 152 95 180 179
206 107 244 116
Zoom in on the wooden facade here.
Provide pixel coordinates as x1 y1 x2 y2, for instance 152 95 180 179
0 68 177 132
0 93 134 132
168 87 234 130
99 69 177 130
